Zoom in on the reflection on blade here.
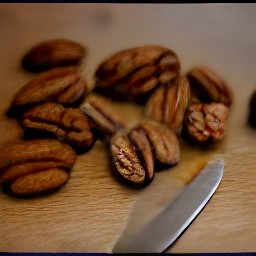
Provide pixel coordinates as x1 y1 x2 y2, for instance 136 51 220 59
112 159 224 253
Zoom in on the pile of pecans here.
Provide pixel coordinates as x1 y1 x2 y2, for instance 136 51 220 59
0 39 233 198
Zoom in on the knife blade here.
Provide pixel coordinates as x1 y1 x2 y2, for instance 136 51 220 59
112 158 224 253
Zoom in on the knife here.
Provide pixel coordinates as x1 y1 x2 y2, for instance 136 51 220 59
112 158 224 253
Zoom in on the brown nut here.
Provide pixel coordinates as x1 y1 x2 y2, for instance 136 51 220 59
9 67 88 116
186 66 233 107
184 102 229 143
22 39 86 72
248 90 256 128
0 139 77 198
110 119 180 186
111 133 148 186
136 119 180 166
95 45 180 103
81 94 125 139
21 102 95 150
145 75 191 134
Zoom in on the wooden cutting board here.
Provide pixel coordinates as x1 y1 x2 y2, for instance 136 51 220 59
1 92 256 253
1 3 256 253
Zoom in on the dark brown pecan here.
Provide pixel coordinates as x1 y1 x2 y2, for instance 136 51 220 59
184 102 229 143
186 65 233 107
145 75 191 134
95 45 180 103
111 133 147 186
9 67 88 116
248 90 256 128
22 39 86 72
0 139 76 198
21 102 94 150
110 119 180 186
81 94 125 138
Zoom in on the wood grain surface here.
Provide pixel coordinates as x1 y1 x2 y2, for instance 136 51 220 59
1 3 256 253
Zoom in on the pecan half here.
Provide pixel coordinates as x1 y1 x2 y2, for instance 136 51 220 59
21 102 94 150
136 119 180 166
186 65 233 107
145 75 191 134
111 133 147 186
95 45 180 103
110 119 180 186
9 67 88 116
22 39 86 72
0 139 76 198
184 102 229 143
81 94 125 138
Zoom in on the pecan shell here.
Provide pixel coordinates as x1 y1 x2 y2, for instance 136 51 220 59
22 39 86 72
22 102 94 150
0 139 76 198
186 65 233 107
145 75 191 134
95 45 180 103
10 67 88 116
184 102 229 143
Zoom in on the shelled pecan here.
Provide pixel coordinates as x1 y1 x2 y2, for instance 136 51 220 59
21 102 94 150
111 133 148 185
95 45 180 103
145 75 191 134
81 94 125 139
110 119 180 186
186 66 232 107
183 102 229 143
9 67 88 116
0 139 76 198
22 39 86 72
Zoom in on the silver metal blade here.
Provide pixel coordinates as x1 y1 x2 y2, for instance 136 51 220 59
112 158 224 253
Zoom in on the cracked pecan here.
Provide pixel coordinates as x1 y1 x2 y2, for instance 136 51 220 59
184 102 229 143
111 133 148 185
22 39 86 72
9 67 88 116
110 119 180 186
186 65 233 106
0 139 76 198
95 45 180 103
21 102 94 150
145 75 191 134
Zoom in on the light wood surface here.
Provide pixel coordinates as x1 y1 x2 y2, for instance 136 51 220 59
1 3 256 253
